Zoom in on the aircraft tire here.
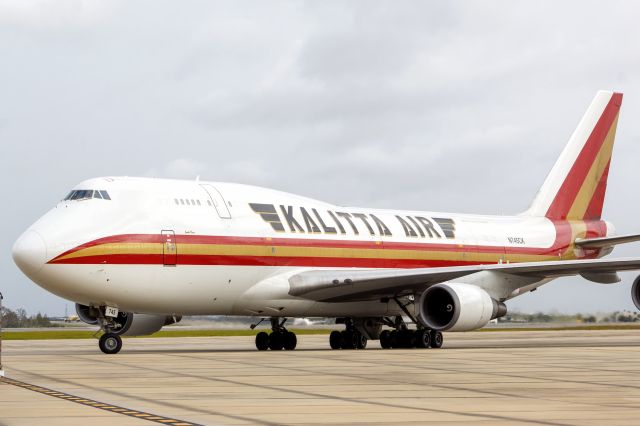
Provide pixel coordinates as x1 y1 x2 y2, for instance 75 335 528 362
340 330 357 349
99 333 122 354
283 331 297 350
389 330 399 348
356 333 367 350
415 329 431 348
268 331 284 350
396 329 413 348
255 331 269 351
430 330 443 348
379 330 392 349
329 330 342 349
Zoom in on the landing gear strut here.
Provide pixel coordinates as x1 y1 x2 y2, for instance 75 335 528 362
254 318 297 351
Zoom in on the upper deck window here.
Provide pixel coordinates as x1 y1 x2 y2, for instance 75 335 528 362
64 190 111 201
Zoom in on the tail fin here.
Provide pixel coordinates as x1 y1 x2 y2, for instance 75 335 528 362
527 90 623 220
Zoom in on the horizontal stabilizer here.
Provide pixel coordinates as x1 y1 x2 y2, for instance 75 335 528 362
575 233 640 249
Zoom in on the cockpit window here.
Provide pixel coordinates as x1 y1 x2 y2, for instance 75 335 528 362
63 190 111 201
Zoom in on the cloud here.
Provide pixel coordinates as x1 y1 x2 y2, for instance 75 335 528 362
145 158 206 179
3 1 640 314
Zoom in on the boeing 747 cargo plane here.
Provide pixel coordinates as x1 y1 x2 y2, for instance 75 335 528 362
12 91 640 354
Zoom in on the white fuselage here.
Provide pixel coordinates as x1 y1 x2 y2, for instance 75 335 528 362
13 176 612 319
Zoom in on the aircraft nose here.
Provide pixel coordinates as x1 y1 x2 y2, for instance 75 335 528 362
12 230 47 276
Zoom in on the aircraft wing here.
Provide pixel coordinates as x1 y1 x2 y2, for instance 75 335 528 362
288 257 640 302
575 233 640 249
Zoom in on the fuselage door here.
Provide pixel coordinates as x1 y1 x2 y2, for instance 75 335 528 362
200 184 232 219
162 230 177 266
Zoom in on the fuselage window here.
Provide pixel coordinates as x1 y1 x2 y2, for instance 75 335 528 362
196 200 201 206
191 199 195 205
180 199 185 205
174 199 179 205
207 200 212 206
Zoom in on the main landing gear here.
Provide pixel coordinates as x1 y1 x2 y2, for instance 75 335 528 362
379 327 443 349
377 296 445 349
328 316 443 350
254 318 297 351
329 319 368 350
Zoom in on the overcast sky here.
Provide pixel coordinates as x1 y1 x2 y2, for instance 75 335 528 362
2 1 640 316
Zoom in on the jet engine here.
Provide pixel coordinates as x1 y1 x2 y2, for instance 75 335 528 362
632 276 640 310
75 303 181 336
76 303 99 325
418 283 507 331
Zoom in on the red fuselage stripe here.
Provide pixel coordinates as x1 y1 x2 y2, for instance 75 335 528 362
48 219 607 267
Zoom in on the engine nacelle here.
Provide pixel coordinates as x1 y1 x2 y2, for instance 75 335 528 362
76 303 99 325
75 303 181 336
418 283 507 331
632 276 640 310
110 312 181 336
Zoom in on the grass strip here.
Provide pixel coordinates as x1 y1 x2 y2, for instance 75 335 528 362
1 328 331 340
2 324 640 340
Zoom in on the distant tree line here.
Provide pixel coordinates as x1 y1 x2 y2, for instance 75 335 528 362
502 311 639 324
1 306 53 328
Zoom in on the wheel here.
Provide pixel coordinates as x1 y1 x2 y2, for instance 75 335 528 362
430 330 443 348
283 331 297 350
99 333 122 354
415 329 431 348
389 330 399 348
356 333 367 350
398 329 414 348
379 330 391 349
340 330 357 349
329 330 342 349
268 331 284 350
255 331 269 351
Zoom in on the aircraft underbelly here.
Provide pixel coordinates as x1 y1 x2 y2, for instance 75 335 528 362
35 264 395 316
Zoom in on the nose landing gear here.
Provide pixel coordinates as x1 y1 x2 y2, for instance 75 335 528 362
91 306 125 354
98 333 122 354
254 318 297 351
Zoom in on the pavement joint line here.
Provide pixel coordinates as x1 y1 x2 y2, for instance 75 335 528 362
9 365 279 426
88 355 571 426
0 376 202 426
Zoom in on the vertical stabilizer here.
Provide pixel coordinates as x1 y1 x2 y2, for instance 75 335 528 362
527 91 622 220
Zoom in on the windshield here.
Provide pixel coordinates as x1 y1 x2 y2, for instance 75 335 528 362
63 190 111 201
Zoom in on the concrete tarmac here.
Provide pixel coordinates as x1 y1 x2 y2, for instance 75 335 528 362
1 329 640 425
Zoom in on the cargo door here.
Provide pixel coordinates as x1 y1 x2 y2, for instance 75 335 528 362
200 184 231 219
162 230 177 266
